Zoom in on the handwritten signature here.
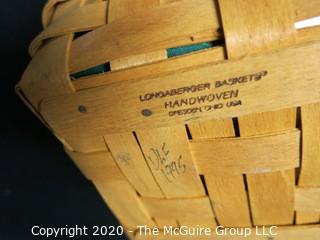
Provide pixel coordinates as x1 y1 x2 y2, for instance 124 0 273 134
147 143 186 183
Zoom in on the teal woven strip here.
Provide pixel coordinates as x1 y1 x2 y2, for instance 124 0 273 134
71 42 214 79
167 42 214 58
70 64 108 79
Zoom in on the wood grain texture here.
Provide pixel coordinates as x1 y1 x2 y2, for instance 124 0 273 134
104 133 163 198
110 51 167 71
65 148 113 181
296 26 320 44
141 197 216 228
192 129 300 175
71 24 320 91
247 170 295 225
16 0 320 232
64 135 107 153
188 114 251 226
105 0 166 200
297 103 320 223
93 180 154 229
16 0 84 131
30 1 107 55
108 0 158 21
41 0 70 27
40 41 320 137
108 3 207 228
73 47 225 90
219 0 297 57
295 188 320 212
67 0 319 73
205 175 251 227
65 149 155 228
50 0 85 22
299 103 320 186
108 0 167 71
136 126 205 198
188 119 233 139
296 212 320 225
218 0 297 226
19 34 74 108
294 0 320 21
69 0 221 73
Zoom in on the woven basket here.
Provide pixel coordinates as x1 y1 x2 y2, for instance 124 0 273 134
17 0 320 239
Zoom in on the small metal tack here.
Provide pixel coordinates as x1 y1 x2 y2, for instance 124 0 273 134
141 109 153 117
78 105 87 113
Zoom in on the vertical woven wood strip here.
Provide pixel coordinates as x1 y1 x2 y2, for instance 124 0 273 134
107 0 183 228
108 0 167 70
188 120 252 227
107 0 173 228
296 103 320 224
136 126 206 198
104 133 164 198
65 149 155 229
105 0 165 200
44 0 107 153
218 0 297 226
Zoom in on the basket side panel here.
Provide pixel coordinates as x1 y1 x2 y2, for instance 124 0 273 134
218 0 297 226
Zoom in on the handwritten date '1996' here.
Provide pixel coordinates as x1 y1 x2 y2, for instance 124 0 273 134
147 143 186 183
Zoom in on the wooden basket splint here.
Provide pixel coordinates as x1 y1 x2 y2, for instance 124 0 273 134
17 0 320 239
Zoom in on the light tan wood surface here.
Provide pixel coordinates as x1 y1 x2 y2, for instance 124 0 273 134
66 149 156 228
296 103 320 223
217 0 297 226
69 0 220 73
104 133 163 198
188 114 250 227
136 126 205 198
40 41 320 137
192 129 300 175
141 197 216 228
31 1 107 55
16 0 320 237
295 187 320 212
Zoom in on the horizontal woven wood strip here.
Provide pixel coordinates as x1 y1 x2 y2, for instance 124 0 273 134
39 0 319 41
294 0 320 20
68 0 319 73
140 196 216 227
191 129 300 175
73 47 225 90
65 148 115 181
40 41 320 137
69 0 221 73
295 188 320 212
134 225 320 240
72 25 320 91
